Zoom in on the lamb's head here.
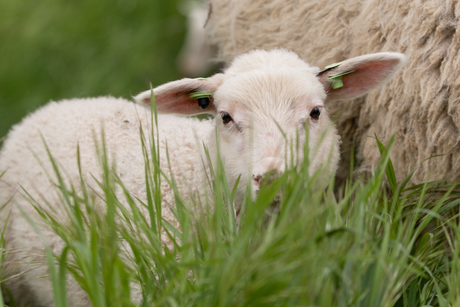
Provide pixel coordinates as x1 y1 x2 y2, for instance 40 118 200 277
135 49 405 200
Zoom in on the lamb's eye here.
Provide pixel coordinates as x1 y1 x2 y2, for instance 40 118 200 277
310 107 321 120
221 112 233 124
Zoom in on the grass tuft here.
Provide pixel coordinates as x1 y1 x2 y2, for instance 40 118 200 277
6 128 460 306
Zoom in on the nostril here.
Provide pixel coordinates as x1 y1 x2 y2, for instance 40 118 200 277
253 169 281 187
253 174 263 186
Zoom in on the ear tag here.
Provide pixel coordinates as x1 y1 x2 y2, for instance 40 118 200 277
197 97 209 109
189 91 213 109
318 61 344 75
328 70 355 90
331 78 344 89
324 61 344 70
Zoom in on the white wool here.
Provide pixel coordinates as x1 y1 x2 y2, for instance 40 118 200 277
0 49 403 306
206 0 460 185
0 97 212 306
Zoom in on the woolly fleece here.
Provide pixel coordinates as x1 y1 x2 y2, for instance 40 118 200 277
207 0 460 184
0 97 212 306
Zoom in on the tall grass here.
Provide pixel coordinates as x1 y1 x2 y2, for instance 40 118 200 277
3 126 460 306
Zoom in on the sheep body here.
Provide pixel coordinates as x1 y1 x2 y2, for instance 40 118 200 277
0 97 211 306
0 49 404 306
207 0 460 184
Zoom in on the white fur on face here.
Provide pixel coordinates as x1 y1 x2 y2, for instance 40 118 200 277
135 49 403 198
212 50 339 195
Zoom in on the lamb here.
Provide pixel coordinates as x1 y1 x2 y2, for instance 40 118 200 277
206 0 459 185
0 49 404 306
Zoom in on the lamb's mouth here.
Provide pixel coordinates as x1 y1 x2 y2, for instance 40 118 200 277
271 195 281 208
265 193 282 213
254 188 281 209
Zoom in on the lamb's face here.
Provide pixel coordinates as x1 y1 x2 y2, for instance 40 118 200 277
213 65 340 195
136 48 405 204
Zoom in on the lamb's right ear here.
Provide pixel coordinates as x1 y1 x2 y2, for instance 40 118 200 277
317 52 406 100
134 73 224 115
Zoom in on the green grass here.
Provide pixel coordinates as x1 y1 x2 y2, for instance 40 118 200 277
5 123 460 306
0 0 187 139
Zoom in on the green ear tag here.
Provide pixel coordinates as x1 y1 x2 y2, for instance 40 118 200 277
328 70 355 90
189 91 213 109
194 77 208 81
324 61 344 70
189 91 213 99
331 78 344 89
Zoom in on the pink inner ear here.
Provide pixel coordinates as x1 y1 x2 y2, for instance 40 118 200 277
155 92 216 115
136 75 224 115
325 58 401 100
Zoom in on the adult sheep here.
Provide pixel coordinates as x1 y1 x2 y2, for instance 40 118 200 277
207 0 459 185
0 49 404 306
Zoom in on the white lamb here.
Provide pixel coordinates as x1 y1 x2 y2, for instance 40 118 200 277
0 49 405 306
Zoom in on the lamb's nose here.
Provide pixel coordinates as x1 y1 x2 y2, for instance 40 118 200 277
253 157 285 189
252 169 281 189
253 174 263 188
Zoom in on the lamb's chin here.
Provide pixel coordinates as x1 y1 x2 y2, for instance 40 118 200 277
254 188 281 211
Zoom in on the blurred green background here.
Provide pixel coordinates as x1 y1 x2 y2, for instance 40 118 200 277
0 0 191 139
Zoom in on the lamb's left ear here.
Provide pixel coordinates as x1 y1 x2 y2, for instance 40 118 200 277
134 73 225 115
317 52 406 100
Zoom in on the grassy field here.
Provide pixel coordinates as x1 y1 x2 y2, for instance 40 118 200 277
0 0 188 139
2 127 460 306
